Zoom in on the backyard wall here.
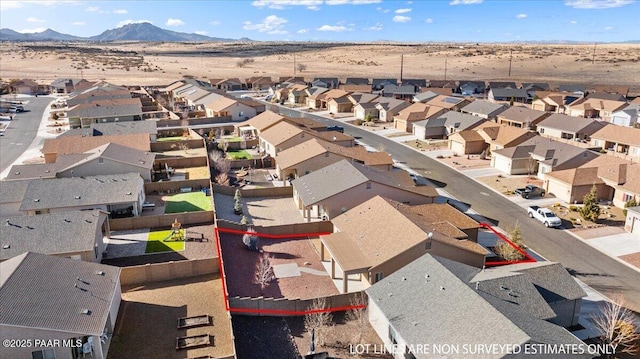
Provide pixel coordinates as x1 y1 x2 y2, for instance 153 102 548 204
154 156 209 168
228 157 273 169
156 116 233 128
227 291 364 317
109 211 214 230
213 184 292 198
150 139 205 152
119 258 219 285
145 179 212 194
226 139 259 151
215 220 333 236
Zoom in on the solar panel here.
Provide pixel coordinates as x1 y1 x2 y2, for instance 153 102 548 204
443 97 460 104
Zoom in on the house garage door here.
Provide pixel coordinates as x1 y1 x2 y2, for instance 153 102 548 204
492 154 512 174
633 217 640 235
329 103 338 114
450 140 466 155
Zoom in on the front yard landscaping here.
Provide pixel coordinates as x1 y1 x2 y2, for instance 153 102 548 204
164 192 213 213
145 230 186 253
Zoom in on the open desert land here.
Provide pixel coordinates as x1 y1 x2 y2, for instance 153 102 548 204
1 41 640 93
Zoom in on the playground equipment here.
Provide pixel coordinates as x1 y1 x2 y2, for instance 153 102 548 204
163 219 185 242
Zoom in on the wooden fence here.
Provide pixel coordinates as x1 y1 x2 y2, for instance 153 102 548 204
227 291 364 316
109 211 214 230
120 258 219 285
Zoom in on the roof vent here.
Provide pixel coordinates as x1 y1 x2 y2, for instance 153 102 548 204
81 309 92 315
75 196 81 200
401 277 406 281
14 171 20 175
85 219 92 223
387 292 393 297
440 286 445 291
33 199 40 202
126 192 132 195
64 219 71 223
5 220 9 226
508 291 519 298
500 285 509 291
3 245 10 249
97 271 105 276
425 274 430 279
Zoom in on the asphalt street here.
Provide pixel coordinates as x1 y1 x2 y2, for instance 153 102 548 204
0 96 53 173
271 104 640 312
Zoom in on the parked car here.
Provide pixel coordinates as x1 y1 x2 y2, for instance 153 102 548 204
515 185 545 199
326 125 344 133
527 206 562 228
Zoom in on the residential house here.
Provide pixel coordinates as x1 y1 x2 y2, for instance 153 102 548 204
339 84 372 93
488 88 528 104
344 78 370 86
565 97 627 121
348 92 379 107
366 254 589 359
625 206 640 234
327 96 354 114
558 84 587 96
491 136 600 178
376 98 411 123
544 166 612 204
210 78 243 91
312 78 340 89
610 104 639 127
424 95 472 111
448 130 487 155
279 76 305 85
258 121 308 157
301 87 327 107
393 103 447 133
537 113 605 142
460 101 508 120
412 91 440 103
19 173 146 217
531 92 581 113
584 92 627 102
427 80 457 89
66 98 143 129
496 106 551 129
0 180 30 216
0 210 109 262
292 160 438 222
381 84 417 100
521 82 550 102
50 78 91 94
412 111 486 139
66 84 132 107
234 110 285 138
287 84 310 105
477 124 538 152
202 96 257 121
306 89 349 110
245 76 274 90
590 124 640 158
401 79 427 89
588 85 629 98
458 80 486 95
0 252 121 359
41 133 151 163
8 79 44 95
275 138 393 181
7 143 155 182
320 197 487 292
62 121 158 142
284 117 332 132
487 81 517 90
372 79 398 91
592 156 640 208
353 102 379 121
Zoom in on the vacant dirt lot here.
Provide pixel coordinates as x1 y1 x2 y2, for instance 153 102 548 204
2 42 639 94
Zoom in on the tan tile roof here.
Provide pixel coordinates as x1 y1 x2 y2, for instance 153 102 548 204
451 130 485 142
306 129 353 143
497 106 549 124
319 232 371 272
276 138 393 169
546 167 604 186
238 110 285 132
311 89 349 101
42 133 150 156
478 125 537 147
398 202 480 230
395 103 443 121
276 139 328 169
591 124 640 147
568 97 627 113
339 84 372 93
204 96 238 112
425 95 468 109
258 121 303 146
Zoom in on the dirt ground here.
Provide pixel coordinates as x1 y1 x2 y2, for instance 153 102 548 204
476 174 543 196
436 152 493 170
108 274 234 359
3 42 639 93
219 233 338 300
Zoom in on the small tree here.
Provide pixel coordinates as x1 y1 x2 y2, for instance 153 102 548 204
234 189 242 203
215 172 229 186
494 221 525 261
579 185 601 222
304 297 333 347
297 63 307 73
240 215 249 225
593 295 640 357
242 228 259 251
234 200 243 215
345 292 368 346
623 199 638 217
254 252 274 295
365 113 372 122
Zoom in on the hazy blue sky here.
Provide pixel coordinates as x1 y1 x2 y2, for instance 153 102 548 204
0 0 637 42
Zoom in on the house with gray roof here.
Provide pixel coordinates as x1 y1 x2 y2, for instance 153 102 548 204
58 121 158 142
488 81 517 90
488 88 528 104
458 80 486 95
292 160 437 222
412 111 487 139
366 254 591 359
497 106 551 130
382 84 417 100
375 98 411 122
0 180 30 216
0 210 109 262
345 77 370 85
19 173 145 217
559 84 587 96
412 90 440 103
0 252 121 359
460 101 508 120
372 78 398 91
610 104 639 127
312 78 340 89
66 97 143 129
536 114 605 142
491 135 600 178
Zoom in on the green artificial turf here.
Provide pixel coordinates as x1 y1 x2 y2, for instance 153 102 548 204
164 192 213 213
227 149 253 160
145 230 186 253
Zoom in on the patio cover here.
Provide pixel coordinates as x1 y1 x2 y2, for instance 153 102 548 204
320 232 370 273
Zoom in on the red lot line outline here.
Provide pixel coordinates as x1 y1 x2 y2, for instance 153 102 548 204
214 227 366 315
480 222 536 267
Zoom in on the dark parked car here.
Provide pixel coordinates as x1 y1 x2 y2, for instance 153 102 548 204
326 125 344 133
515 185 545 199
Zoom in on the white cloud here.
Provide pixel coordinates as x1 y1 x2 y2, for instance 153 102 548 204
72 21 85 26
393 15 411 22
307 5 320 9
450 0 483 4
297 28 309 33
570 20 578 24
252 0 379 7
604 26 614 29
516 13 527 18
425 18 434 23
117 19 152 28
1 2 23 11
27 17 46 23
85 6 100 12
325 0 381 4
395 8 411 13
194 30 208 35
407 1 413 3
565 0 634 9
19 27 47 33
365 23 383 30
243 15 289 34
210 20 221 26
317 24 348 32
113 9 128 14
166 18 185 26
3 0 81 11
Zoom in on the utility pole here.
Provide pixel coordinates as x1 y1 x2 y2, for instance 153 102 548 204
293 52 296 77
400 54 404 83
444 57 448 81
508 49 513 77
592 43 597 64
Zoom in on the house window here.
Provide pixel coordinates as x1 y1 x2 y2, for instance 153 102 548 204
388 325 397 344
594 139 601 147
623 193 633 202
325 152 330 157
32 349 55 359
94 245 99 259
98 157 104 164
375 272 384 283
366 183 372 189
633 147 639 156
539 128 545 134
